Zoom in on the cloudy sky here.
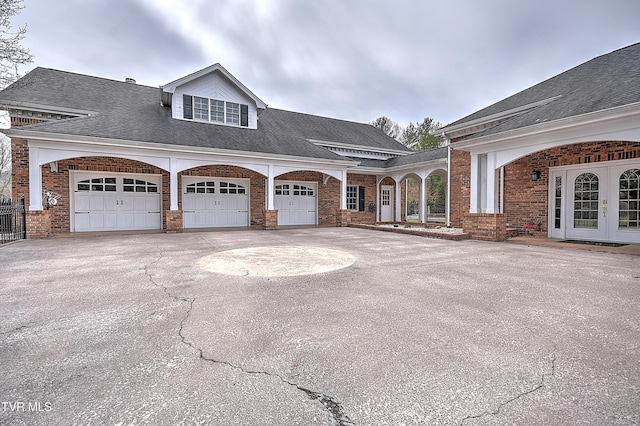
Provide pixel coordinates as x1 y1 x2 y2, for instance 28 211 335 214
11 0 640 128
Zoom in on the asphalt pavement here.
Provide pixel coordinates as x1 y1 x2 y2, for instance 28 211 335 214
1 228 638 425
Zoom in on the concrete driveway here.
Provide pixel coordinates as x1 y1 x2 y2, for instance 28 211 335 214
1 228 638 425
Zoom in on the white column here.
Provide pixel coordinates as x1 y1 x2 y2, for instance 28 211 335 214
340 169 348 210
28 145 43 211
419 176 426 223
376 178 380 222
469 154 479 214
446 143 451 227
395 180 402 222
267 165 275 210
485 153 498 214
170 157 179 210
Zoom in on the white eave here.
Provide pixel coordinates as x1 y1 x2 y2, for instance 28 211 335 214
160 63 267 110
436 95 563 139
1 128 357 167
309 139 411 156
0 100 97 117
451 101 640 151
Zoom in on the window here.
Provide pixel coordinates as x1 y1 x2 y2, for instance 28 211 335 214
347 186 358 210
193 97 209 120
124 178 158 193
219 181 246 194
573 173 599 229
554 176 562 229
210 100 224 123
77 177 116 192
347 185 365 211
275 184 289 196
619 168 639 230
226 102 239 125
185 181 215 194
182 95 249 127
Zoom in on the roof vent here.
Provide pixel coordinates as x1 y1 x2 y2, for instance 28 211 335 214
125 77 136 84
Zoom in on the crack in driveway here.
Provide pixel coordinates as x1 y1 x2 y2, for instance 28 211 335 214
144 253 354 425
459 354 557 425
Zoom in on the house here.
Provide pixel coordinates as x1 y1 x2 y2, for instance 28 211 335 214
0 64 447 237
442 42 640 244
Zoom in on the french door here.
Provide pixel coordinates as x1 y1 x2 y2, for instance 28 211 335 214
549 160 640 243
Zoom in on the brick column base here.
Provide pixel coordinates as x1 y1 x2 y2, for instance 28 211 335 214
165 210 183 233
337 209 352 227
264 210 278 230
463 213 507 241
26 210 52 238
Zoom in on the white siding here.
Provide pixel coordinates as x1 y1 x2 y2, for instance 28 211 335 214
172 72 258 129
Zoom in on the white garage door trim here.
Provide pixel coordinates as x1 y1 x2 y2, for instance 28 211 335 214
274 180 318 226
182 177 250 228
70 171 162 232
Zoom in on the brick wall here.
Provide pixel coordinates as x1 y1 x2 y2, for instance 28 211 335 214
450 141 640 238
463 213 507 241
503 141 640 236
347 173 377 223
449 149 470 228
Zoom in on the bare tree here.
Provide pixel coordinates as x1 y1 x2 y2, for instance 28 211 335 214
1 0 33 90
370 116 401 140
0 0 33 197
0 134 10 197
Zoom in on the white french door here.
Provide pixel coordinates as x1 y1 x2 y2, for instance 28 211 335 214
549 159 640 243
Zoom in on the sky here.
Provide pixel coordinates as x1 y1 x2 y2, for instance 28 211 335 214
10 0 640 128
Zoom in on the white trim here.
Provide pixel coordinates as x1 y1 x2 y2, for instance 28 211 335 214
309 139 411 156
438 96 563 138
452 102 640 151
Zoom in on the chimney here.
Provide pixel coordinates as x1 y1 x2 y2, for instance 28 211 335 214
125 77 136 84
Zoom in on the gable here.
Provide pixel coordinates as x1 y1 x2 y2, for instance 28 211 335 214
172 72 259 129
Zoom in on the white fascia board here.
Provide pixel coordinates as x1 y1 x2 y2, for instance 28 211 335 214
436 95 563 137
451 102 640 151
349 158 447 175
6 129 356 167
161 63 267 109
0 100 97 116
309 139 411 156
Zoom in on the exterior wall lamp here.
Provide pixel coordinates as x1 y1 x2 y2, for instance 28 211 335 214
530 170 541 181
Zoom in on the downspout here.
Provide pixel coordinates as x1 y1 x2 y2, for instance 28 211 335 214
445 133 452 227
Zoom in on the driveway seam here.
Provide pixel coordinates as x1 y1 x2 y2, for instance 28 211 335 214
143 252 354 426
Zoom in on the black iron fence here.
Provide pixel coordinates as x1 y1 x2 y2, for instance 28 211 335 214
0 197 26 244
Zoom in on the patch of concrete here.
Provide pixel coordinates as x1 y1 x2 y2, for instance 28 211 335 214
197 246 356 277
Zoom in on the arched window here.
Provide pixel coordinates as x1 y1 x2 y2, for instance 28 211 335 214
619 169 639 230
574 173 599 229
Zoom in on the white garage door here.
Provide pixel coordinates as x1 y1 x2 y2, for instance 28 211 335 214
72 172 162 232
182 177 249 228
274 182 317 226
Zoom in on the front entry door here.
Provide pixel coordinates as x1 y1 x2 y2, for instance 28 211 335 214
565 169 607 241
380 186 394 222
549 160 640 243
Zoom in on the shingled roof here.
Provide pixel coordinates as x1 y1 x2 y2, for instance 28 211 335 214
442 42 640 140
0 67 412 162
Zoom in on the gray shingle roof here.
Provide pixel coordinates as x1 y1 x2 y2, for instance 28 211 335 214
0 67 412 162
445 42 640 139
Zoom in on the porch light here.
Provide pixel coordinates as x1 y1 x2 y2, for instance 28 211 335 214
531 170 541 181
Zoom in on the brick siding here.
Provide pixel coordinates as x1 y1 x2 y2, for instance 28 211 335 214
451 141 640 239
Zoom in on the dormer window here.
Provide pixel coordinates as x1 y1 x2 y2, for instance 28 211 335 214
183 94 248 127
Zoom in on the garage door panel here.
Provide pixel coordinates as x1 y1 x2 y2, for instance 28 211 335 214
182 178 250 228
275 182 317 226
72 173 161 232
